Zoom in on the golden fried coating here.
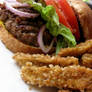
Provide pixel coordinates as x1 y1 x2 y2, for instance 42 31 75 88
58 89 72 92
58 89 92 92
58 40 92 57
81 54 92 68
13 53 78 67
21 63 92 90
58 90 91 92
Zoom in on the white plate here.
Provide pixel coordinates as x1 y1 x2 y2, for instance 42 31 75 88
0 41 57 92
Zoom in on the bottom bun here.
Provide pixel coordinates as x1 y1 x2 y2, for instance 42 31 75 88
0 23 55 54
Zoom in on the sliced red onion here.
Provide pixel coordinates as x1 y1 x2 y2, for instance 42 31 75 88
38 25 54 53
8 2 29 7
5 0 29 7
1 0 28 7
4 1 39 18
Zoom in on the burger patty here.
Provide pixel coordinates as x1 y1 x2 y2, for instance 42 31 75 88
0 4 53 47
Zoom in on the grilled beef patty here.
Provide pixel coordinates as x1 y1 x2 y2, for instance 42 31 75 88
0 4 53 47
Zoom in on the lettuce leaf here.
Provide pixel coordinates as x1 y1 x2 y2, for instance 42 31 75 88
19 0 76 53
56 37 67 55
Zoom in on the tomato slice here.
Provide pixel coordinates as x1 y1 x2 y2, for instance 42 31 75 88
44 0 80 41
57 0 80 40
44 0 73 33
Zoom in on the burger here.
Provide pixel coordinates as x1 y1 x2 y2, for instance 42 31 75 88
0 0 92 54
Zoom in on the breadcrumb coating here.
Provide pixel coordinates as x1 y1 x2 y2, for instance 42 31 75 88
57 89 91 92
58 89 72 92
21 64 92 90
58 89 92 92
13 53 78 67
58 40 92 57
81 54 92 68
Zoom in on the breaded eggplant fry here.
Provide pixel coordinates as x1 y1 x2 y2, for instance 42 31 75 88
13 53 78 67
58 90 92 92
81 54 92 68
21 64 92 90
58 40 92 57
58 89 72 92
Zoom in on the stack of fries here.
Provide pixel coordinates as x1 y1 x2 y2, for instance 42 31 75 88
13 40 92 92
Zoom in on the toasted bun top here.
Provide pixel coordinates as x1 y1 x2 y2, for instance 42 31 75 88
68 0 92 40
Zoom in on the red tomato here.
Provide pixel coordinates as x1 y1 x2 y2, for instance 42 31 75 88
44 0 73 32
56 0 80 40
44 0 80 40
